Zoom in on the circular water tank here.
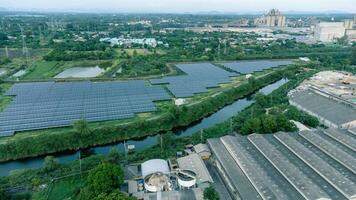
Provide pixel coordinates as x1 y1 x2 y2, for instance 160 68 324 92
144 172 170 192
177 170 197 188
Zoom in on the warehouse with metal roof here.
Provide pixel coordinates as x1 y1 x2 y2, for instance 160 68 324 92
177 153 213 186
288 88 356 129
207 128 356 200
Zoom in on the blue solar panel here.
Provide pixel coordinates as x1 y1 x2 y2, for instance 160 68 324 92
0 80 170 136
150 63 235 97
220 60 293 74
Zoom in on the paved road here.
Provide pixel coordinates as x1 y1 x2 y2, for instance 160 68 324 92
206 161 233 200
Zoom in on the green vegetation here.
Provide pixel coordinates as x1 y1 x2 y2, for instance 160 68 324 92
352 43 356 65
204 186 220 200
44 48 114 61
81 163 124 197
0 66 295 161
114 51 168 77
234 69 320 135
0 96 13 112
43 156 59 173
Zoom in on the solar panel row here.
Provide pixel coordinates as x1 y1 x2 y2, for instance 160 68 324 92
0 80 170 136
150 63 235 97
220 60 292 74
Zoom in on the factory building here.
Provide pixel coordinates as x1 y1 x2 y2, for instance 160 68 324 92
207 129 356 200
254 9 286 27
314 22 346 42
177 153 213 188
288 87 356 129
128 155 212 199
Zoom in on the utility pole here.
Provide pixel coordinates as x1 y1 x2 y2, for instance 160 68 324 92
79 151 82 177
160 134 163 156
230 118 233 133
200 129 203 143
18 24 29 66
5 46 8 58
217 41 221 59
224 39 227 54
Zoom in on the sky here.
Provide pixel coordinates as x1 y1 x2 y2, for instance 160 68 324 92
0 0 355 13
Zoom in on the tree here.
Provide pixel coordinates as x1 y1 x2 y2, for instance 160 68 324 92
352 44 356 65
43 156 59 172
203 186 219 200
87 163 124 195
0 189 10 200
73 119 91 136
107 147 120 164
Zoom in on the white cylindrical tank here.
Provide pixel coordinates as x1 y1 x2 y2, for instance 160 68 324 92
177 170 197 188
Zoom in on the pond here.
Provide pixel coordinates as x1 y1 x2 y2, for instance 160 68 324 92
0 69 6 76
12 70 26 77
55 66 105 78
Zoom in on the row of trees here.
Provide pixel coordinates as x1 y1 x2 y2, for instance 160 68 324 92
43 48 114 61
234 69 319 135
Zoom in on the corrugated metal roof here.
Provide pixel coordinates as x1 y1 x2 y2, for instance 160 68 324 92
141 159 169 178
177 153 213 183
207 129 356 200
289 89 356 126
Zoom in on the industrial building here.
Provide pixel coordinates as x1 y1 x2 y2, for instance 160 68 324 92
288 87 356 129
313 20 355 42
127 156 212 200
254 9 286 27
207 128 356 200
177 153 213 187
314 22 345 42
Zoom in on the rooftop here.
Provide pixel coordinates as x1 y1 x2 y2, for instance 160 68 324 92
177 153 213 184
207 129 356 200
289 88 356 126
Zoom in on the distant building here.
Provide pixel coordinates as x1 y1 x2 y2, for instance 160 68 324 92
346 29 356 42
344 19 354 29
254 9 286 27
314 22 346 42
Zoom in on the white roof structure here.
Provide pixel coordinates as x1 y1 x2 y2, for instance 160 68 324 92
177 153 213 184
141 159 169 178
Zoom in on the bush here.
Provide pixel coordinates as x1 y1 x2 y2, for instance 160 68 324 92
203 186 219 200
87 163 124 195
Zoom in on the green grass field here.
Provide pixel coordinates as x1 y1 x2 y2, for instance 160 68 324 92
21 61 60 80
32 176 86 200
123 48 166 56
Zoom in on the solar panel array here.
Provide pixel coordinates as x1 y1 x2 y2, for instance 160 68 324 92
220 60 293 74
0 80 170 137
150 63 235 97
208 129 356 200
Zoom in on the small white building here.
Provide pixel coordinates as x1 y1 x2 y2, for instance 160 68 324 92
175 98 186 106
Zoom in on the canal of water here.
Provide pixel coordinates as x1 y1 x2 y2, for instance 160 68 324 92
0 78 288 176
